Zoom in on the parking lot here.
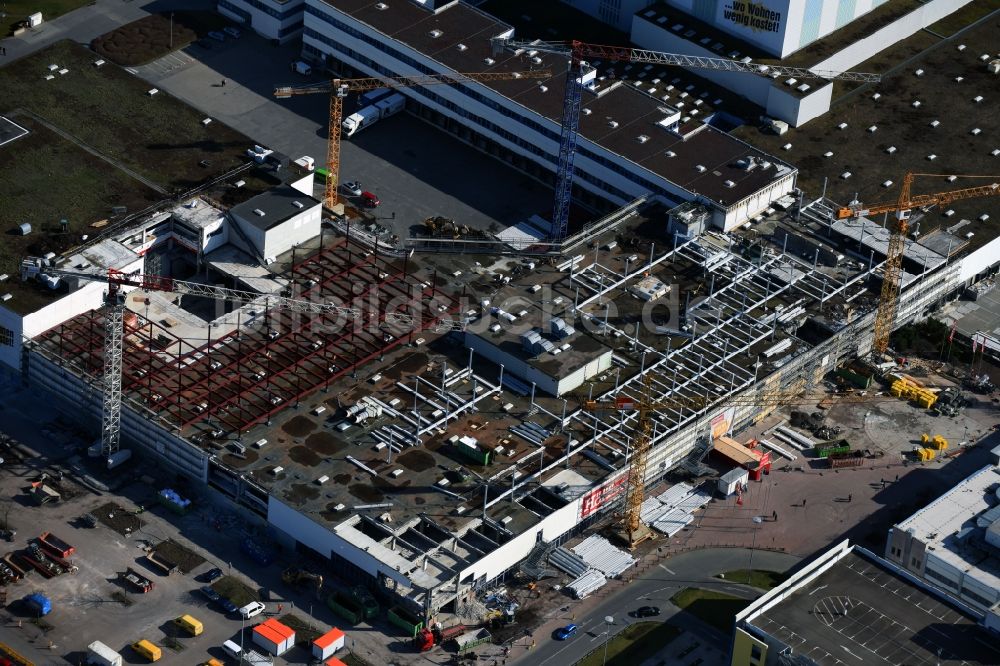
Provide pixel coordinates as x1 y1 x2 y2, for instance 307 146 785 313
131 34 555 241
0 368 377 666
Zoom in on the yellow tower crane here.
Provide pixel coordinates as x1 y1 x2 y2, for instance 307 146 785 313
584 383 893 548
274 70 550 210
836 172 1000 354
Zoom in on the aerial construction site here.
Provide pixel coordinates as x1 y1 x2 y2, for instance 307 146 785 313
1 1 999 665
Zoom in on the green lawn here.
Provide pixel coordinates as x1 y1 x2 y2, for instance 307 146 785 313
211 575 260 607
670 588 751 634
576 622 681 666
716 570 789 590
2 0 91 37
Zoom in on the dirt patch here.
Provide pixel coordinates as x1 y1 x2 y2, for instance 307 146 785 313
289 446 322 467
283 483 321 506
153 539 205 574
333 474 352 485
91 14 197 66
283 415 317 438
222 449 258 467
304 431 347 455
396 449 435 472
279 613 322 647
95 502 144 537
348 483 385 503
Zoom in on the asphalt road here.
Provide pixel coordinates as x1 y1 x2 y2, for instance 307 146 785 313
131 34 555 239
519 548 800 666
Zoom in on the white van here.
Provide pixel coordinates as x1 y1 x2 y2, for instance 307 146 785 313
222 640 242 659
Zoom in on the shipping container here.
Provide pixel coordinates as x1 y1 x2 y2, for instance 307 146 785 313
312 627 346 660
827 451 865 468
388 606 425 637
351 586 379 620
38 532 75 558
813 440 852 458
327 592 364 624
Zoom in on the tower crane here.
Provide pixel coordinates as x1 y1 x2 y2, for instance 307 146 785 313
582 379 888 548
20 260 463 466
491 38 881 241
274 70 550 210
836 172 1000 354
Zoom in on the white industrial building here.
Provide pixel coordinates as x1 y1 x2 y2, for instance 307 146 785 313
218 0 305 42
289 0 795 231
885 464 1000 615
229 185 322 260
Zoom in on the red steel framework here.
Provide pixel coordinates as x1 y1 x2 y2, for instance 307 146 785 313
35 239 458 437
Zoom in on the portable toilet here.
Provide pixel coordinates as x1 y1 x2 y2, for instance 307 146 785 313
312 627 346 661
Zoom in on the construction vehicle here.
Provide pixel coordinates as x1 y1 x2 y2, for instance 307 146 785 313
274 69 549 209
281 567 323 598
836 172 1000 355
490 38 880 240
121 567 154 593
20 261 464 471
38 531 74 559
414 624 467 652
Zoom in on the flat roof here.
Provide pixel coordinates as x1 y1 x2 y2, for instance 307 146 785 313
894 465 1000 594
230 185 321 232
317 0 793 208
749 549 1000 665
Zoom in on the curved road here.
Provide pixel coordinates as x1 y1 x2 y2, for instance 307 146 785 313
516 548 800 666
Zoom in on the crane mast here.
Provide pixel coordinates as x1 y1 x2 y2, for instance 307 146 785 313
491 38 879 242
274 70 549 210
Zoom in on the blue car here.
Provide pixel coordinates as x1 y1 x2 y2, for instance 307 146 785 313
199 585 220 603
201 567 223 583
554 624 578 640
218 597 239 614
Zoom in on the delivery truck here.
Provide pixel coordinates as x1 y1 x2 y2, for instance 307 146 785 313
342 93 405 137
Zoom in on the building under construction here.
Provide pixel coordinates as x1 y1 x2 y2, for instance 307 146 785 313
16 175 1000 621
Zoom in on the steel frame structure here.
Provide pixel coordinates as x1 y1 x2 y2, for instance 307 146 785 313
34 240 459 438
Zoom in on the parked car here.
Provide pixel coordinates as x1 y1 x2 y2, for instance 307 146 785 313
360 191 380 208
239 601 266 619
207 31 226 42
554 624 578 640
223 26 241 38
196 38 214 50
199 586 221 603
219 597 238 614
200 567 223 583
631 606 660 617
342 181 362 196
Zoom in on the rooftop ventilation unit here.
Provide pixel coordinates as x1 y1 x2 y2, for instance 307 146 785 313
823 151 834 158
785 78 796 86
695 165 706 172
292 200 304 208
531 56 543 65
927 154 937 161
457 43 467 51
637 135 650 143
665 150 676 157
868 125 877 133
915 69 924 76
883 180 894 188
582 108 592 115
971 128 982 135
955 76 964 83
375 2 388 8
947 175 958 182
872 93 881 100
980 214 990 222
886 146 897 154
930 120 940 128
428 29 443 38
607 119 619 128
841 172 851 179
538 85 548 93
782 143 792 150
957 44 966 51
973 95 984 103
253 208 266 216
911 100 921 108
979 54 991 62
724 180 735 188
483 57 495 65
797 83 810 92
838 122 848 129
992 149 1000 156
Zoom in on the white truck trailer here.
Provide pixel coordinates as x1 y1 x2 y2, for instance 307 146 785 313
342 93 406 137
